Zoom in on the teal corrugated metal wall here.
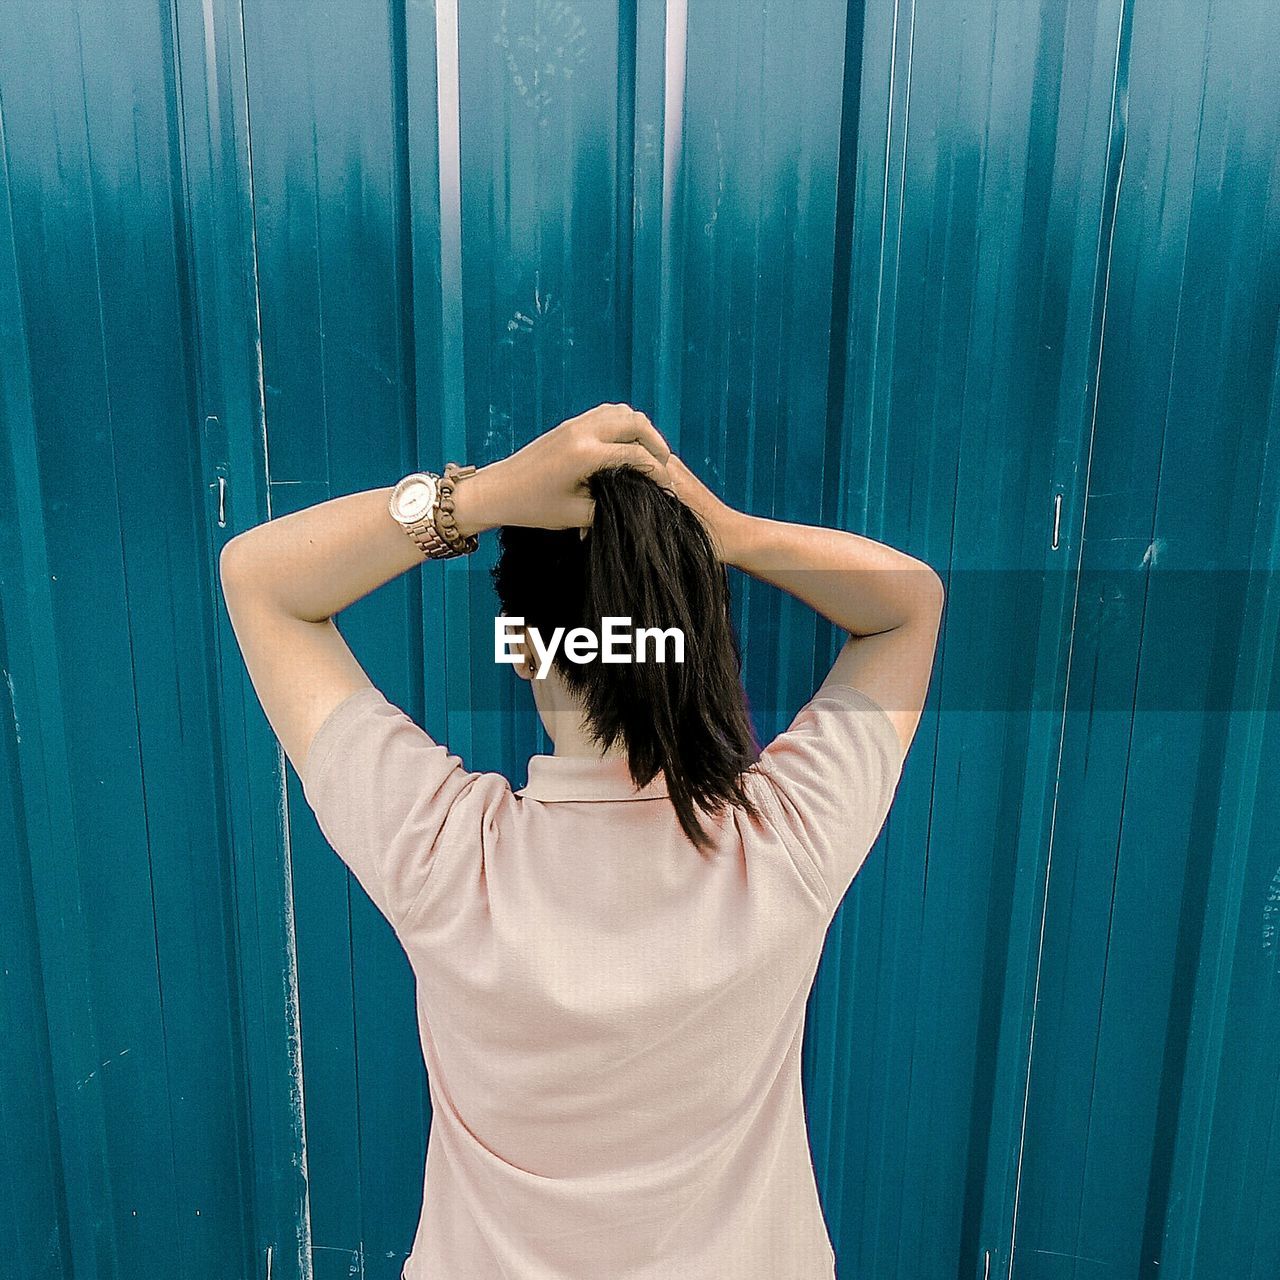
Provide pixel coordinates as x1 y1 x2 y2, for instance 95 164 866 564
1 2 1277 1278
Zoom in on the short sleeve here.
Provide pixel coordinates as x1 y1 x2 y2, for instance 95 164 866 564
300 685 490 931
751 683 907 912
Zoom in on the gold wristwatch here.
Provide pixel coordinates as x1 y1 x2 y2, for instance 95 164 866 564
387 464 479 560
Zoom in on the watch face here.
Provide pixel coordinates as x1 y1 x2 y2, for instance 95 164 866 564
393 474 437 522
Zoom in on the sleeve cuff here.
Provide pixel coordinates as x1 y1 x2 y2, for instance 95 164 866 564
301 685 389 800
806 681 907 772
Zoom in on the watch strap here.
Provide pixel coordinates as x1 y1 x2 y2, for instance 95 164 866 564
402 510 462 560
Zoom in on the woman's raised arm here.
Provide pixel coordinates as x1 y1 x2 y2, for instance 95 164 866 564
664 455 944 757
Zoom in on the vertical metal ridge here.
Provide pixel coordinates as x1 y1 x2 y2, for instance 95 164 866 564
0 69 82 1280
822 0 867 535
433 0 476 766
229 0 271 499
228 1 315 1273
655 0 687 440
615 0 638 397
171 0 313 1271
434 0 465 456
1007 2 1134 1274
1159 15 1280 1274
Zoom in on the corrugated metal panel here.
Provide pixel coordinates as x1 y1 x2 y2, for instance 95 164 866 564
996 1 1280 1276
0 2 1275 1279
0 2 259 1277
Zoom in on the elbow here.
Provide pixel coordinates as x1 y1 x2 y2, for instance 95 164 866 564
218 535 244 585
218 533 260 595
219 534 321 621
912 563 946 625
926 567 946 613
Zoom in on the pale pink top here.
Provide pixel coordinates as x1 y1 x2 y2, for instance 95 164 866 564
302 680 906 1280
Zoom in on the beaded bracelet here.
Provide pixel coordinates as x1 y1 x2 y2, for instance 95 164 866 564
432 462 480 555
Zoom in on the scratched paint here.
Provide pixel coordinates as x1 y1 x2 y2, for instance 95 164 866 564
1263 867 1280 974
73 1048 132 1093
493 0 589 127
280 785 316 1280
3 670 19 744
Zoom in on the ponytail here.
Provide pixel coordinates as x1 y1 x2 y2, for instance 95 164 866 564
490 465 760 849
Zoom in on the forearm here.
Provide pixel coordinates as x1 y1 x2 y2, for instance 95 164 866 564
716 510 943 636
220 486 419 622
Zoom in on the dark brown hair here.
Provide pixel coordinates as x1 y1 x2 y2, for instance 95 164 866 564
490 465 760 849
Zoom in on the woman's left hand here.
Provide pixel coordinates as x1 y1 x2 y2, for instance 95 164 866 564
451 403 672 535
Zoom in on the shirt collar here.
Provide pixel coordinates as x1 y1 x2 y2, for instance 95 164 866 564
517 754 670 803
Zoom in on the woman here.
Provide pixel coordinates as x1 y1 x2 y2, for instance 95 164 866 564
220 402 943 1279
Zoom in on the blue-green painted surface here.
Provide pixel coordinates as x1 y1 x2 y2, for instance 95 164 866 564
1 2 1276 1278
